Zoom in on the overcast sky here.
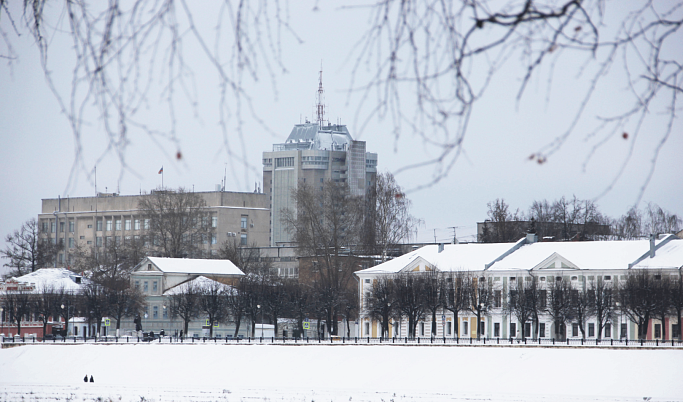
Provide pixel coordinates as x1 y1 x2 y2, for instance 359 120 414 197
1 0 681 252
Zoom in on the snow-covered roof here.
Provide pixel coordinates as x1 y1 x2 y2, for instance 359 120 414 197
486 240 652 271
10 268 87 292
141 257 244 276
631 237 683 270
357 243 517 275
356 237 683 276
163 275 235 296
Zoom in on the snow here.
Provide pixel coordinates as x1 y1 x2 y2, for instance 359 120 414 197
143 257 244 276
1 343 681 401
10 268 86 292
163 276 235 295
359 242 515 274
488 240 654 271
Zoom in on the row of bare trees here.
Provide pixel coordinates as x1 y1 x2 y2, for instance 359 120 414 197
365 270 683 340
1 280 145 338
480 198 681 243
165 271 357 339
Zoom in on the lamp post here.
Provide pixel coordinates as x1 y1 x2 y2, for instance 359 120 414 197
256 304 262 338
1 307 4 339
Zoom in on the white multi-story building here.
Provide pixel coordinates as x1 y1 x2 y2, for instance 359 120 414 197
356 234 683 341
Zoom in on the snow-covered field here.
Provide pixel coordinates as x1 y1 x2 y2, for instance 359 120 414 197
1 344 681 401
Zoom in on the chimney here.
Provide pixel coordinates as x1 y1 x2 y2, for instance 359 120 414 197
526 218 538 243
649 234 656 258
438 243 444 253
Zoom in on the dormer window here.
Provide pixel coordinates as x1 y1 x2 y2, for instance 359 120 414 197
147 263 152 271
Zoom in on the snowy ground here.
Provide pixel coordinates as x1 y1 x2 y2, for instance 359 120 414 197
1 344 681 402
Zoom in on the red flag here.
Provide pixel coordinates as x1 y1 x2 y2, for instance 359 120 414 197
158 167 163 174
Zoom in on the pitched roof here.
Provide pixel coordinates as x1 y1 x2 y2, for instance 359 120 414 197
357 243 516 275
163 275 236 296
142 257 244 276
10 268 87 292
631 237 683 269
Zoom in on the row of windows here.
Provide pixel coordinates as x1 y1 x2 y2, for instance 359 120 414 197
42 216 221 233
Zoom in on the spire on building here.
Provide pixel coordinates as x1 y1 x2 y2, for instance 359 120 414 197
316 64 325 128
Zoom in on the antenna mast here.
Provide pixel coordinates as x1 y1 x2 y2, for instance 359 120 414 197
316 63 325 128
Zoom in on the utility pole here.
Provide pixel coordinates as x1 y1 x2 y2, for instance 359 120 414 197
448 227 458 244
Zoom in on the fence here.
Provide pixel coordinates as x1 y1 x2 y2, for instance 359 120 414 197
2 334 682 348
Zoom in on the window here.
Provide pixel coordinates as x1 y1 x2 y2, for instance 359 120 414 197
588 323 595 337
510 323 516 337
211 216 218 228
240 233 247 246
604 275 611 281
672 324 680 338
539 323 546 337
539 290 547 308
572 323 579 337
96 220 102 231
106 220 112 231
524 322 531 338
420 322 425 336
654 323 661 338
211 234 217 245
479 321 486 336
134 219 140 230
41 221 49 233
494 323 500 337
79 235 85 239
364 322 370 336
605 323 611 338
153 281 158 293
446 321 452 336
144 281 148 292
494 290 502 307
571 276 578 281
68 221 74 232
621 323 627 338
144 219 150 230
134 281 140 290
364 279 370 284
462 321 468 336
68 238 74 249
125 219 131 230
241 216 248 229
51 222 56 233
60 222 65 232
163 306 168 319
96 237 102 247
58 254 64 264
115 220 121 231
153 306 158 319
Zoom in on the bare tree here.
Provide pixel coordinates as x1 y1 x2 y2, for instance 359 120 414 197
393 272 427 338
422 270 445 338
283 181 364 336
505 277 538 340
443 270 469 338
618 270 659 340
81 282 108 338
198 279 230 337
479 199 524 242
365 172 420 260
168 280 201 337
2 218 57 277
2 2 681 196
586 277 615 340
365 276 396 338
33 283 60 338
2 286 32 336
545 277 572 341
467 275 494 340
138 188 210 258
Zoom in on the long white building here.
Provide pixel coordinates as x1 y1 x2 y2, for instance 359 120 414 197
355 234 683 341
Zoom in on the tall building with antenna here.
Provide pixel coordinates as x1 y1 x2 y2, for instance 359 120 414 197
263 70 378 246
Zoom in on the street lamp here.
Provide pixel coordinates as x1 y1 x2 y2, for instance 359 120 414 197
256 304 262 338
1 307 4 338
